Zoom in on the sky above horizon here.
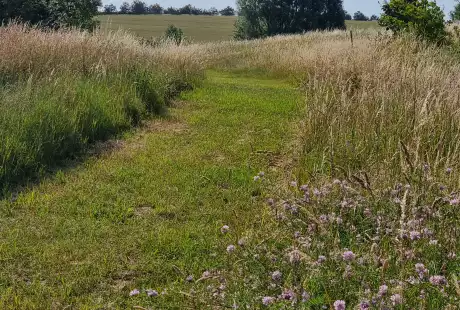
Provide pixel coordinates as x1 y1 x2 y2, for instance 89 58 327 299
102 0 457 17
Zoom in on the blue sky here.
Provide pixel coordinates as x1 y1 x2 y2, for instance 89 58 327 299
102 0 457 17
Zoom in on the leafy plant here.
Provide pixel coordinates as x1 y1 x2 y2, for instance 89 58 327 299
379 0 447 44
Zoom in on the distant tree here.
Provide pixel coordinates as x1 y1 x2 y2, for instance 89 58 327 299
164 7 180 15
148 3 163 14
235 0 346 40
0 0 101 30
379 0 447 44
220 6 236 16
344 10 352 20
131 0 147 14
103 4 117 14
209 7 219 16
370 14 379 21
451 0 460 21
179 4 193 15
353 11 369 21
119 1 131 14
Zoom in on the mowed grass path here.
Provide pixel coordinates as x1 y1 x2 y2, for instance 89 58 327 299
98 14 380 42
0 72 302 308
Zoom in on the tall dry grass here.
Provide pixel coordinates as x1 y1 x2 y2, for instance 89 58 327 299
0 23 204 191
191 30 460 185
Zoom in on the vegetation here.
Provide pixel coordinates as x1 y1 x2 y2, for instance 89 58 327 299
451 0 460 21
0 0 101 30
107 1 228 16
353 11 369 21
235 0 346 39
97 15 380 42
379 0 447 43
1 0 459 308
0 24 202 192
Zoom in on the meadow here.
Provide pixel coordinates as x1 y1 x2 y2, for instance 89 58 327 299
0 19 459 309
97 14 380 41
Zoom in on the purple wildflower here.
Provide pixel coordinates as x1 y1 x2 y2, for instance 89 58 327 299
226 244 235 253
409 231 421 240
271 270 282 282
288 249 303 264
238 238 246 247
302 291 310 302
317 255 327 264
429 275 447 286
300 184 309 192
450 198 459 205
280 288 296 301
390 294 402 306
342 251 356 262
446 167 453 174
378 285 388 297
333 300 346 310
253 175 261 182
290 181 298 187
186 275 194 282
262 296 275 306
202 270 211 278
129 289 140 296
146 289 159 297
220 225 230 234
415 263 428 278
258 171 265 177
358 301 370 309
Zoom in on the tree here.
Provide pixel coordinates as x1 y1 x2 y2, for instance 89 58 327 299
131 0 147 14
235 0 346 40
344 11 352 20
164 7 180 15
179 4 193 15
379 0 447 44
451 1 460 21
0 0 101 30
148 4 163 14
209 7 219 16
370 14 379 21
353 11 368 21
103 4 117 14
119 2 131 14
220 6 236 16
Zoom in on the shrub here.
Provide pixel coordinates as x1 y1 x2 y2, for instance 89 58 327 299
379 0 448 44
164 25 185 45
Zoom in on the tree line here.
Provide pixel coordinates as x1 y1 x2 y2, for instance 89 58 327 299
345 11 379 21
103 1 236 16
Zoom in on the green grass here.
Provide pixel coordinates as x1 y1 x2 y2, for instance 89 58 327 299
0 71 303 308
97 14 381 42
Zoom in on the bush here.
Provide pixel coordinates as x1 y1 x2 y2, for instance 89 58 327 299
379 0 448 44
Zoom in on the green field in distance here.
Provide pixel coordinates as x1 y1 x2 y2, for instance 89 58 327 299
98 15 380 42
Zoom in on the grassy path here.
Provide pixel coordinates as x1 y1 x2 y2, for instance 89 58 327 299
0 71 302 308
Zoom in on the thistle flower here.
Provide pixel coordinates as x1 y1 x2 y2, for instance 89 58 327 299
301 291 310 302
262 296 275 306
271 270 282 282
186 275 194 282
146 289 159 297
220 225 230 234
409 231 421 240
390 294 402 305
378 285 388 297
429 275 447 286
280 288 296 301
342 251 356 262
129 289 140 296
333 300 346 310
317 255 327 264
288 249 303 264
